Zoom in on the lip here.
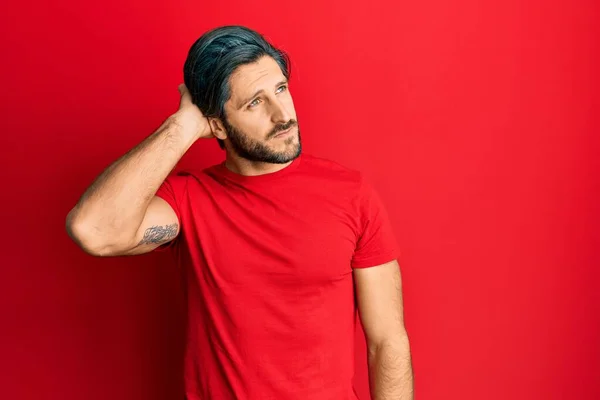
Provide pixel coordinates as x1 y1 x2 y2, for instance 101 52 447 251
274 126 295 138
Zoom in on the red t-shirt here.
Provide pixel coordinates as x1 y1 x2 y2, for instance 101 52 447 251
155 153 398 400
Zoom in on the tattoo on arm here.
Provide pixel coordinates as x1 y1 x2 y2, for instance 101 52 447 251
138 224 178 245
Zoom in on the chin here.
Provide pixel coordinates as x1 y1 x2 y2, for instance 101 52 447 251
268 142 302 164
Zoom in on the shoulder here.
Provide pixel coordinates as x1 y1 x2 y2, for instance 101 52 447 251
302 155 387 207
300 154 364 184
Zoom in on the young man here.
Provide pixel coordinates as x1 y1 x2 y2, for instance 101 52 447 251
66 25 413 400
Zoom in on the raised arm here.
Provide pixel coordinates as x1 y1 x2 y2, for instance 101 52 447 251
66 84 213 256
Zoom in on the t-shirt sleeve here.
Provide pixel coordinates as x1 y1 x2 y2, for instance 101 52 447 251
152 172 188 252
351 176 399 268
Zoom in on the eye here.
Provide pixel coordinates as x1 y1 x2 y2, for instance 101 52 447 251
248 98 261 108
276 85 288 94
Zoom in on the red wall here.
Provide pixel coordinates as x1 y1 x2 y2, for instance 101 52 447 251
1 0 598 399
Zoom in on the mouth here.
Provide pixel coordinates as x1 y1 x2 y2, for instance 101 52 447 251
273 126 295 138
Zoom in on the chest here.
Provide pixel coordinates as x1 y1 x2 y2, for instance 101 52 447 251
181 185 360 288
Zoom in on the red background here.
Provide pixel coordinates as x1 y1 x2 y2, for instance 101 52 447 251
1 0 598 399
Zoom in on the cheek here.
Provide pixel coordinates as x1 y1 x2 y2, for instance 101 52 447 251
283 96 296 115
236 115 272 139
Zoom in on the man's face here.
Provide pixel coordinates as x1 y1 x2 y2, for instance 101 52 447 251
222 56 301 164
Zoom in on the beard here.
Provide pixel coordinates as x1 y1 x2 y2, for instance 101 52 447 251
221 117 302 164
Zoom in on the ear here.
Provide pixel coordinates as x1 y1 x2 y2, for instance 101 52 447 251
208 118 228 141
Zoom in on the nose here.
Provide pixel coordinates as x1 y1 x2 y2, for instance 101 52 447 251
270 99 292 124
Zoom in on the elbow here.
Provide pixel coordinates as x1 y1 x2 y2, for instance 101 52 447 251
367 329 411 353
367 335 412 366
65 210 118 257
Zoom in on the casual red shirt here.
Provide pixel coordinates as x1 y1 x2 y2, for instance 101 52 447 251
155 153 398 400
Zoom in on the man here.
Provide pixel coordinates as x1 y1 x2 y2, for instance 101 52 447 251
66 25 413 400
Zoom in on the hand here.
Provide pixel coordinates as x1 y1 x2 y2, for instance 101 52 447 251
170 83 214 141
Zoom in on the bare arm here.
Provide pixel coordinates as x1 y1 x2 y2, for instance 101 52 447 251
354 260 414 400
66 84 213 256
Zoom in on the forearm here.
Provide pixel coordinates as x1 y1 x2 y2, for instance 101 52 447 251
368 336 414 400
67 116 196 245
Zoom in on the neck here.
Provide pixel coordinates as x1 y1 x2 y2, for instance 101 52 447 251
224 154 293 177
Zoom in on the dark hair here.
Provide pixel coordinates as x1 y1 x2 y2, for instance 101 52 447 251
183 25 292 149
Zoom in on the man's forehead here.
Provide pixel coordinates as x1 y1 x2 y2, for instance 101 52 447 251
229 58 285 95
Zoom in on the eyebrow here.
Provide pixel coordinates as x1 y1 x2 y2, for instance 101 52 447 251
236 80 288 110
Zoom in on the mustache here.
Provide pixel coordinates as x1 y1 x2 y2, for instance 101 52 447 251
269 120 297 138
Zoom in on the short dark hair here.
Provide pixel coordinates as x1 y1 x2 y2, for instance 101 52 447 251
183 25 292 149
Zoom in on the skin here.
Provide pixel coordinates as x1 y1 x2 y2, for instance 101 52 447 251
208 55 302 176
355 260 414 399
